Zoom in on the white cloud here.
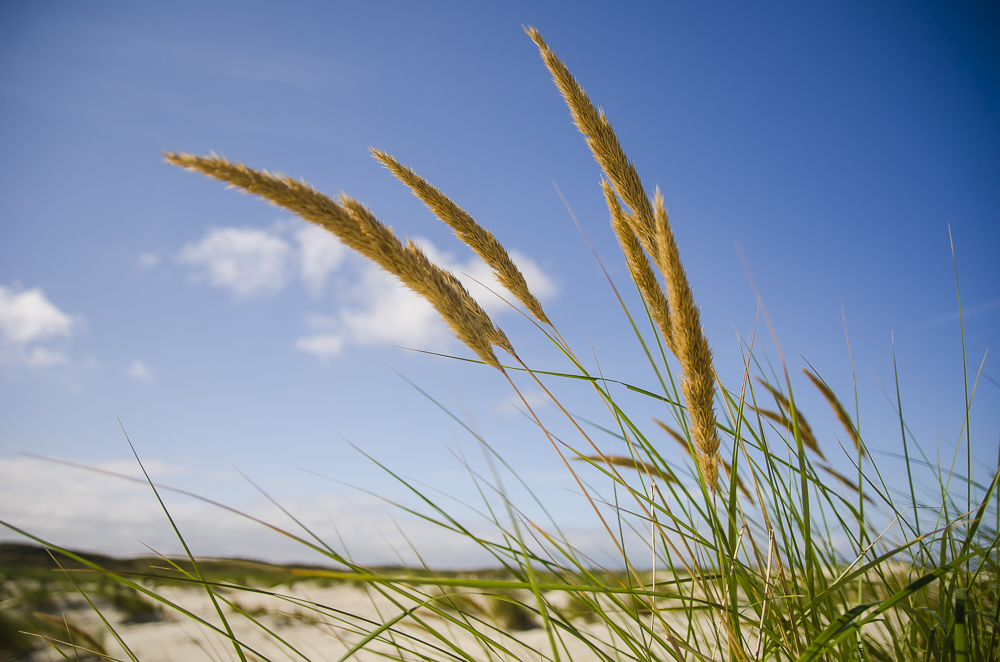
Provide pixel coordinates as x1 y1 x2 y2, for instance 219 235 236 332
136 252 161 269
0 286 74 344
296 265 443 360
0 285 77 368
496 389 551 416
126 359 154 383
294 329 345 360
0 457 528 567
178 227 292 298
297 224 346 297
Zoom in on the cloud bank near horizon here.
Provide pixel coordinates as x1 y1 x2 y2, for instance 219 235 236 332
0 456 622 568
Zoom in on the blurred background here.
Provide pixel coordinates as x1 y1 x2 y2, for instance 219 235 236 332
1 1 997 567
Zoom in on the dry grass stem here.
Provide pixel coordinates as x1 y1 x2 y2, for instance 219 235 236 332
163 152 507 367
574 454 675 483
602 181 675 355
818 463 875 504
756 409 824 462
802 368 864 457
754 379 826 461
372 149 550 326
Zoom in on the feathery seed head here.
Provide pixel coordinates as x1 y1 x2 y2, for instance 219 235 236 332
371 149 550 327
527 28 724 492
164 151 504 369
527 28 657 256
604 182 676 355
653 193 722 492
803 368 864 457
575 454 674 483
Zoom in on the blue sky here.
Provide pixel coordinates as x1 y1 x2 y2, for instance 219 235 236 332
1 2 997 567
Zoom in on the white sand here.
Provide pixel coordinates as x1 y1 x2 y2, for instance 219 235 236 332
28 582 680 661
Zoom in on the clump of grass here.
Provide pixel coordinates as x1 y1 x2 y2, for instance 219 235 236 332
4 26 998 662
486 590 538 632
560 593 601 624
431 586 538 632
0 608 37 659
101 583 162 624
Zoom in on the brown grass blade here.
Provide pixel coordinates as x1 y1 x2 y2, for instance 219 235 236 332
164 152 506 367
817 463 875 504
802 368 864 457
372 149 550 325
32 612 108 657
574 454 675 483
755 407 826 462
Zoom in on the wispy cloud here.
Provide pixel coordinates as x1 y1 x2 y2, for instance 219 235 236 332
0 285 78 369
924 297 1000 327
126 359 154 383
136 252 160 269
105 37 327 88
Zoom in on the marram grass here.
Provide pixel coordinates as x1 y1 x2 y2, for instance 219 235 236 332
5 27 998 662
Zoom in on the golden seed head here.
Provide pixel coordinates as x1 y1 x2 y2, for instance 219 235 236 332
603 181 675 355
527 27 724 493
803 368 864 457
372 149 550 327
575 454 674 483
527 27 657 257
164 151 505 369
653 193 721 492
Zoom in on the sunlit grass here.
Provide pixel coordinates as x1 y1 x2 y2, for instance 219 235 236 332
3 27 998 662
